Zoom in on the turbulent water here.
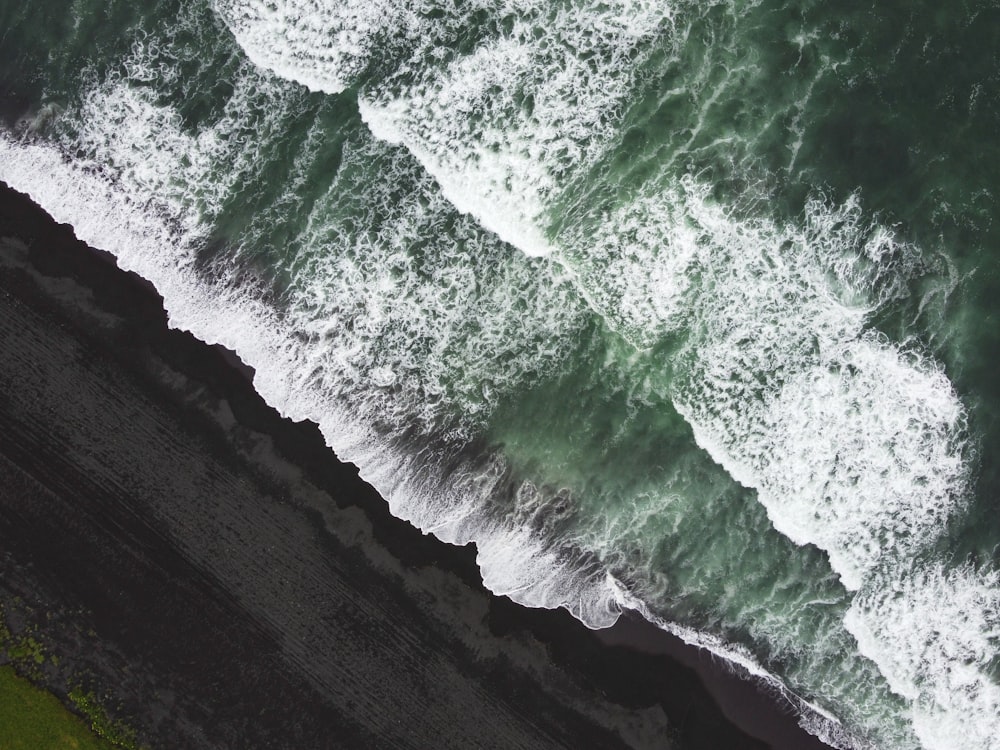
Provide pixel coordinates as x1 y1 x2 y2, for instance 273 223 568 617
2 1 999 747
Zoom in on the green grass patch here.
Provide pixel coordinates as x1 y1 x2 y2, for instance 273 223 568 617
0 665 116 750
67 690 145 750
0 607 48 682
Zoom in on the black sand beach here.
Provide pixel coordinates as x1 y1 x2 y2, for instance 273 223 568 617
0 181 830 749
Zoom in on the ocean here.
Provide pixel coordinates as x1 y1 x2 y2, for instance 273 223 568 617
0 1 997 747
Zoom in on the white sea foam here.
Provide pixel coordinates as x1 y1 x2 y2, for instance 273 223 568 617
551 178 977 749
755 341 966 589
64 48 306 234
278 130 594 432
554 185 701 345
357 0 672 256
359 68 558 258
213 0 397 94
845 563 1000 750
216 0 675 255
553 180 972 595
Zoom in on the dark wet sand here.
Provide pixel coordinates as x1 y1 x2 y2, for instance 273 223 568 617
0 182 831 750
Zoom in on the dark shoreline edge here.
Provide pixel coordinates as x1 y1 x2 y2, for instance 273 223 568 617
0 181 831 750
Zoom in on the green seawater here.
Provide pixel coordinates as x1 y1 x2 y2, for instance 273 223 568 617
1 1 998 748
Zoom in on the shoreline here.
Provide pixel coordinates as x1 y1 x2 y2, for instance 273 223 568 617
0 180 831 749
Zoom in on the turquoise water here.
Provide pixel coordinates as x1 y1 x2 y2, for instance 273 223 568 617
1 0 998 747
